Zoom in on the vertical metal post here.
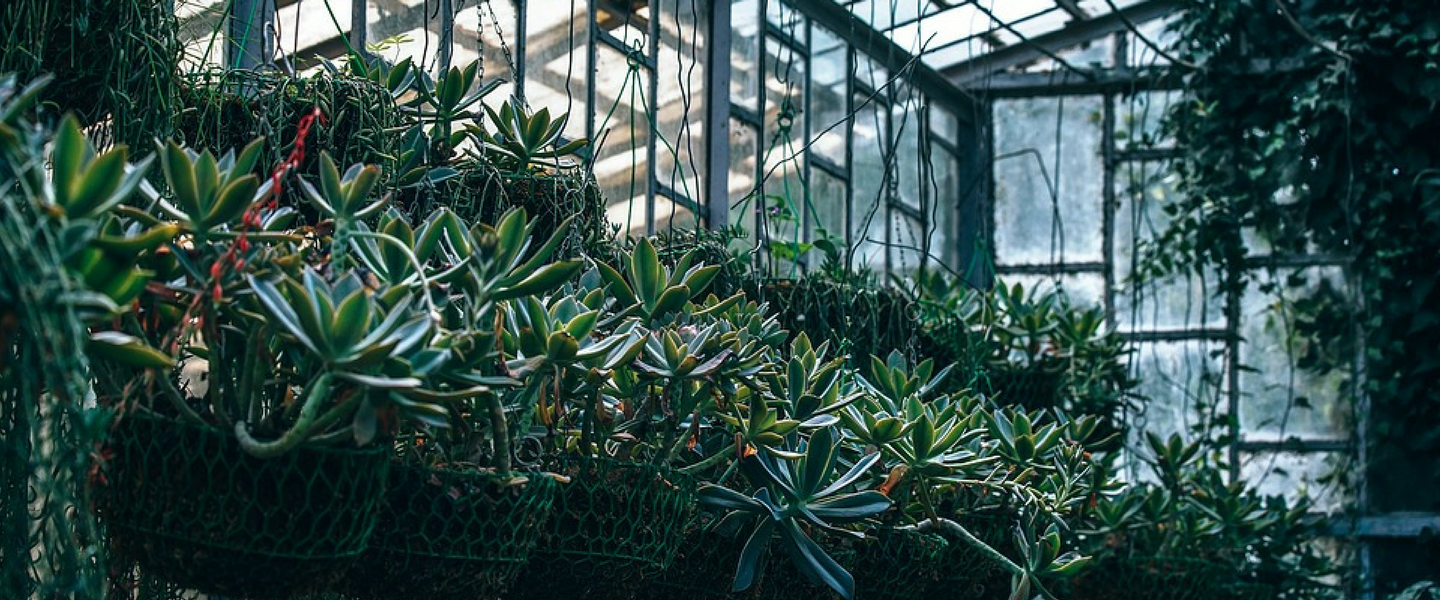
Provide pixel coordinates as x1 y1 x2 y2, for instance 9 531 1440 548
350 0 367 55
1101 93 1117 326
704 0 733 229
227 0 276 71
645 0 660 235
438 0 454 74
842 45 854 265
585 0 598 160
754 0 767 246
515 0 528 100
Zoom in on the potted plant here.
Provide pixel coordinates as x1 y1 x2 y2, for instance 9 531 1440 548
338 206 582 600
507 237 745 600
977 281 1069 409
1067 433 1337 600
50 117 467 596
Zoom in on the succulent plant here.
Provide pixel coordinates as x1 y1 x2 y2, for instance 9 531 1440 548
468 97 588 174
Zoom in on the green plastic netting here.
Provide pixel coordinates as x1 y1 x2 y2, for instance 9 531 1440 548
744 277 924 370
2 162 108 599
406 170 607 258
851 529 951 600
638 522 754 600
980 365 1065 410
99 412 390 599
340 464 557 600
1066 557 1228 600
932 515 1016 600
175 68 400 200
510 456 695 600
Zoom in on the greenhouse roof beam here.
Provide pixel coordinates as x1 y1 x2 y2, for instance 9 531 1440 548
1052 0 1090 21
785 0 977 117
941 0 1177 83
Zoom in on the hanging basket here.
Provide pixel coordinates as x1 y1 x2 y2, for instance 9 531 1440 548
851 528 950 600
405 169 606 258
1066 556 1227 600
99 412 389 599
341 464 557 600
982 364 1066 410
638 523 755 600
510 456 695 600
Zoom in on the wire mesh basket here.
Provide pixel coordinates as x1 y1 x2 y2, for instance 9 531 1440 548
510 455 695 600
340 463 557 600
99 412 389 599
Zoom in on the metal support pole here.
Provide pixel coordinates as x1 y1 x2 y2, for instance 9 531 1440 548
350 0 367 55
704 0 733 229
438 0 454 74
227 0 276 71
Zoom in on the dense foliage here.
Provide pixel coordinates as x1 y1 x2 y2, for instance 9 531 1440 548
1150 3 1440 588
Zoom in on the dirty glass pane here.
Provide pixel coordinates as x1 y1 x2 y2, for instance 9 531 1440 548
851 93 888 270
993 96 1105 264
524 0 590 140
999 273 1106 310
1117 91 1179 151
654 0 708 201
730 0 760 112
894 91 923 211
1239 451 1350 513
808 167 847 253
1127 340 1228 448
810 24 848 164
930 149 959 270
1114 161 1225 331
728 119 760 242
594 44 651 237
1239 267 1354 442
888 211 925 274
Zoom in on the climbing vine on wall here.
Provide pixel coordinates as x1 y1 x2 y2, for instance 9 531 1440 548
1148 0 1440 512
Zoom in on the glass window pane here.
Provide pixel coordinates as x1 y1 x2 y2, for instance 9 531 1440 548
654 0 707 202
808 168 847 254
524 0 590 140
810 25 847 165
1128 339 1228 449
765 0 803 30
854 53 888 92
1239 267 1354 442
730 0 760 112
593 45 651 238
1238 451 1350 513
761 38 806 253
993 96 1104 265
595 0 650 50
894 92 923 211
1117 91 1179 151
851 94 888 269
1114 161 1225 331
931 104 959 145
999 273 1105 310
930 149 959 270
888 211 925 274
728 119 759 243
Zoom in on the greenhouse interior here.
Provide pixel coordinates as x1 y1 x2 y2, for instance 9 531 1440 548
0 0 1437 599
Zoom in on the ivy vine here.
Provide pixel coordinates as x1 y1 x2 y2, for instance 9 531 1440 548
1147 0 1440 525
